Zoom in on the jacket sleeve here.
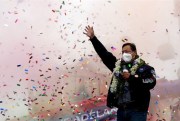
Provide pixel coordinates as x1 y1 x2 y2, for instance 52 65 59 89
131 65 156 90
90 36 117 72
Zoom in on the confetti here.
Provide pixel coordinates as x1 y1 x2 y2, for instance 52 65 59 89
4 24 8 27
79 57 83 61
0 108 7 111
17 65 21 67
15 19 18 23
166 29 168 32
111 46 116 51
0 1 179 121
25 69 28 73
122 38 128 42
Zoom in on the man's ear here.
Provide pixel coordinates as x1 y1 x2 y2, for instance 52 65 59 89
132 52 137 59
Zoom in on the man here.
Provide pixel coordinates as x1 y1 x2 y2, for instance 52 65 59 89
83 25 156 121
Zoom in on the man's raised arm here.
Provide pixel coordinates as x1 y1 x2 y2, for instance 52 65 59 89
84 26 117 72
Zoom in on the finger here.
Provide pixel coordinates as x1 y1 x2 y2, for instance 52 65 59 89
83 31 88 35
86 27 89 31
91 26 93 30
88 25 90 29
84 29 88 32
83 32 89 37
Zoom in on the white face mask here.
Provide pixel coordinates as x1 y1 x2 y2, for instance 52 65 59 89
122 53 132 62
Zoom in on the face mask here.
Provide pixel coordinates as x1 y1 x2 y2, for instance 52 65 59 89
122 53 132 62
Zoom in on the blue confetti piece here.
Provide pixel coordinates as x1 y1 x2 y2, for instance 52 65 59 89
111 46 116 50
0 108 7 111
155 101 158 105
79 57 83 61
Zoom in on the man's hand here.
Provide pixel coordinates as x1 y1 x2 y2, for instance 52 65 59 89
83 25 95 39
122 72 131 80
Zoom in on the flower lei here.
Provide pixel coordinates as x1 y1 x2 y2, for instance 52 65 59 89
110 57 145 94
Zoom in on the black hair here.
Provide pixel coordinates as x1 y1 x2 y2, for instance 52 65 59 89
122 43 137 52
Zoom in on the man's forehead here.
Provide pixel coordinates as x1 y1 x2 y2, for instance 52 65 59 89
122 45 132 50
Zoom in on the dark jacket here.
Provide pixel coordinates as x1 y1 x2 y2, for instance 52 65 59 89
90 36 156 111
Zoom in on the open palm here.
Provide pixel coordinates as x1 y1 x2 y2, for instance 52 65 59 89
83 25 94 39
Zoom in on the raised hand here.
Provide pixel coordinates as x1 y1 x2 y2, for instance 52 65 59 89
83 25 95 39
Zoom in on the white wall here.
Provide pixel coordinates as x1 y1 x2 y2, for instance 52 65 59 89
0 0 180 120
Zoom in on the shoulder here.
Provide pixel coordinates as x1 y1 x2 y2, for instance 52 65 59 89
137 64 155 74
